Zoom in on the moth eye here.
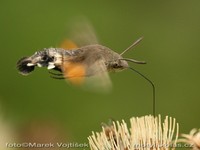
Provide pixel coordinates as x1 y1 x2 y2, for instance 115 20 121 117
113 63 118 67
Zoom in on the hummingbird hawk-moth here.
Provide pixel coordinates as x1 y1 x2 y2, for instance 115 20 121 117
16 21 147 91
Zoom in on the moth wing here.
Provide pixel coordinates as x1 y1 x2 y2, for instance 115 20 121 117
59 18 97 51
83 58 112 92
66 17 99 47
59 39 78 50
60 18 111 92
62 53 112 92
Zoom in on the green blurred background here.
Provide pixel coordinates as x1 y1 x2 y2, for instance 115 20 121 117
0 0 200 149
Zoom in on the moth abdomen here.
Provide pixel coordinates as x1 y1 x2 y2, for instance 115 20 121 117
17 57 35 75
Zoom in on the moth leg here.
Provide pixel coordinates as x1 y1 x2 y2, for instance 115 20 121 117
48 71 63 76
53 67 62 72
50 75 65 80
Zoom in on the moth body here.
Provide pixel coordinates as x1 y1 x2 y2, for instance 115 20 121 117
17 44 129 76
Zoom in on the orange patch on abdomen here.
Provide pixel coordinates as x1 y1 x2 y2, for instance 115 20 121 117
62 62 85 85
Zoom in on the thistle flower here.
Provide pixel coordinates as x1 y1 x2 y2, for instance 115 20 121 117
88 115 179 150
180 129 200 150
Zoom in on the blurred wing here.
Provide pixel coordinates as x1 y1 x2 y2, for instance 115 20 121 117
83 58 112 92
61 54 112 92
59 18 111 92
60 39 78 50
66 17 99 47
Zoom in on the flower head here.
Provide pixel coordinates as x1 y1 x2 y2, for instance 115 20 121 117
88 115 179 150
181 129 200 150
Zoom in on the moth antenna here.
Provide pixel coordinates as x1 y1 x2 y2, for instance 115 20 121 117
120 37 143 56
129 67 156 116
119 58 146 64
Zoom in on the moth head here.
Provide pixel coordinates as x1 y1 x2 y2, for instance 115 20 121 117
107 59 129 72
106 37 146 72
